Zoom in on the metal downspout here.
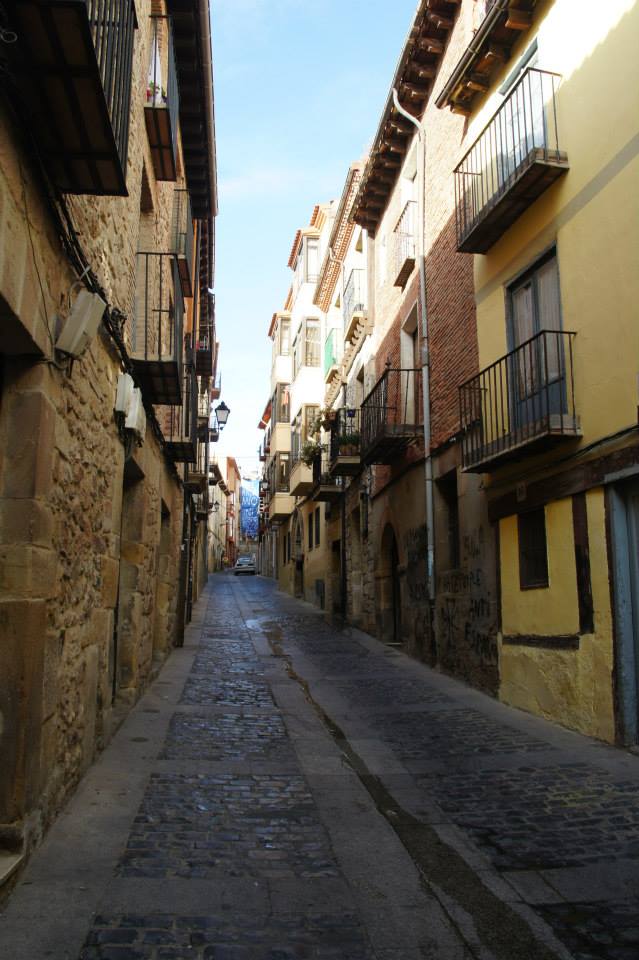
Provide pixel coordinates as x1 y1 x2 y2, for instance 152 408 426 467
391 89 435 603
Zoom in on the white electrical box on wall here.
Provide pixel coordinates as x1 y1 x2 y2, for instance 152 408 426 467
56 289 106 358
125 387 146 441
115 373 134 414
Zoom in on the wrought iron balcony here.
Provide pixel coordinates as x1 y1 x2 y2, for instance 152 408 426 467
343 269 367 341
459 330 580 472
171 189 194 297
8 0 136 195
454 69 569 254
324 328 342 383
312 449 342 503
210 369 222 399
392 201 416 287
144 15 179 182
195 326 214 378
361 367 422 464
329 408 361 476
131 252 183 405
197 389 210 439
164 365 197 463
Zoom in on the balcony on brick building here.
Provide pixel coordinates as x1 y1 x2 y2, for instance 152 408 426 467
164 364 197 462
171 189 195 297
210 369 222 399
311 449 342 503
459 329 580 472
7 0 136 195
392 201 416 287
329 408 362 476
144 15 179 182
361 366 422 464
186 438 208 494
131 252 183 405
197 388 211 440
454 69 569 253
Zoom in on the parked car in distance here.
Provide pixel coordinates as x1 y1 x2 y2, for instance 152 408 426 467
233 556 256 576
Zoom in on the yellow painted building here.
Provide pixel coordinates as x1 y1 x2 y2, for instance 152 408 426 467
438 0 639 742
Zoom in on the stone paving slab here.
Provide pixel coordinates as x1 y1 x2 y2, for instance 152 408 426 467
5 574 639 960
242 577 639 960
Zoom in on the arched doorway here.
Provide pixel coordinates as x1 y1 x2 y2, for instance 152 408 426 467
376 523 402 645
292 512 304 598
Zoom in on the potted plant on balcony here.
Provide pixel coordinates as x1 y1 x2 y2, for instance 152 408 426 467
338 432 360 457
318 406 337 431
301 439 322 466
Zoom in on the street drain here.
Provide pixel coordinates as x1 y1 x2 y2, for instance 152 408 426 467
265 625 564 960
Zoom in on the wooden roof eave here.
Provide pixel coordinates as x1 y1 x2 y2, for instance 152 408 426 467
351 0 458 232
435 0 537 113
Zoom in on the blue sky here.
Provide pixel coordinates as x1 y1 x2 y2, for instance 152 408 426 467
211 0 417 477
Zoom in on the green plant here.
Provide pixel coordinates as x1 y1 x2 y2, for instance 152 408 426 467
300 439 321 466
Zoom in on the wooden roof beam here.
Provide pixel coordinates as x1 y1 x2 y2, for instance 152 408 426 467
389 114 416 134
466 73 489 93
505 7 532 29
401 79 430 96
418 36 444 54
425 10 453 29
382 136 408 153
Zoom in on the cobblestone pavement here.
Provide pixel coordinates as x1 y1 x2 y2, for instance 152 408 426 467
235 577 639 960
3 574 639 960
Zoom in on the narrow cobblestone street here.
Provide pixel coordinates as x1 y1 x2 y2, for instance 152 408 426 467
2 574 638 960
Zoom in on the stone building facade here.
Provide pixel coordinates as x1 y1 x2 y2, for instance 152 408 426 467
0 0 218 883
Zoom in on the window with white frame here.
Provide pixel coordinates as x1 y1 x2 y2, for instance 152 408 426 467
292 319 320 377
279 318 290 356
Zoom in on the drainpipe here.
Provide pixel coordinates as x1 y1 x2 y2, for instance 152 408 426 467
391 89 435 602
326 245 348 621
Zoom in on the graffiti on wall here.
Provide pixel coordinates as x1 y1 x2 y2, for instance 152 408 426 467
436 525 498 676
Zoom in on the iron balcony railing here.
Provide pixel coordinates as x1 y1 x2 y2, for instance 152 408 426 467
343 269 367 332
324 328 342 379
145 15 179 181
454 68 567 252
312 447 342 490
164 364 197 462
86 0 136 184
132 252 184 404
197 389 211 420
361 366 422 463
459 329 579 472
171 189 194 296
392 201 416 287
8 0 137 194
329 408 361 464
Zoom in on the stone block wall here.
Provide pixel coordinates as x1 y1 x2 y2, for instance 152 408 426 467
0 0 189 863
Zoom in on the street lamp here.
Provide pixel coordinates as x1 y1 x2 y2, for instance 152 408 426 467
215 401 230 431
